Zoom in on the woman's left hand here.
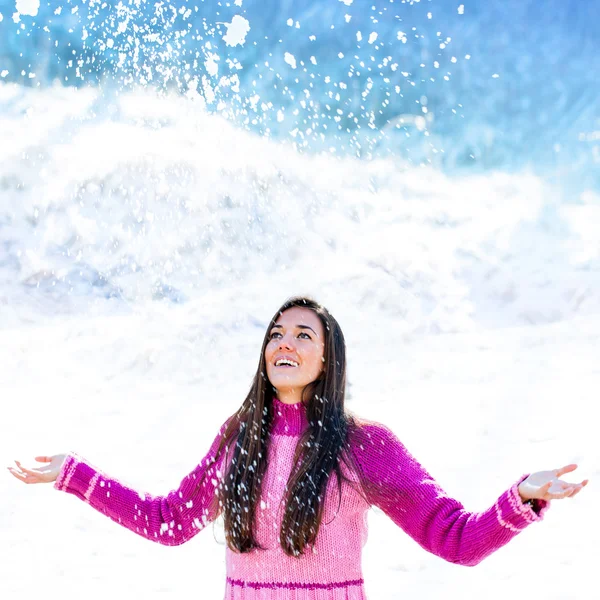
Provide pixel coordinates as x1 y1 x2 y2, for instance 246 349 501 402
518 463 589 501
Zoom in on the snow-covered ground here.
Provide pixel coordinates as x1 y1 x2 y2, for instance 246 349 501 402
1 304 597 599
1 83 598 599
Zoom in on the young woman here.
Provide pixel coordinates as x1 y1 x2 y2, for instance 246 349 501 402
8 296 588 599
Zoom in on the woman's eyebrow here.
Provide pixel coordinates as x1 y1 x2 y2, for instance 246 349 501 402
297 325 317 335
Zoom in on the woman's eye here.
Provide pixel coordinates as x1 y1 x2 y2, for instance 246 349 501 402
269 331 311 340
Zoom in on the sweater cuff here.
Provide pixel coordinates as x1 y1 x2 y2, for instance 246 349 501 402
494 475 551 532
54 453 100 501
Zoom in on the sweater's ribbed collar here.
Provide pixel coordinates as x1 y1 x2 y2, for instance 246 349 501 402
271 398 309 436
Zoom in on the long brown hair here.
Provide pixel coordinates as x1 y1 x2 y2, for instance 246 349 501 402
207 296 352 557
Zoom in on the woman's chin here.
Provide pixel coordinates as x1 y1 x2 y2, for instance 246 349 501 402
270 380 305 397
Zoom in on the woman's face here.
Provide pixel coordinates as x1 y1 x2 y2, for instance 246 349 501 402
264 307 326 404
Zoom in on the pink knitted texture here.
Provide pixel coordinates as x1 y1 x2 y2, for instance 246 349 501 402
55 399 549 598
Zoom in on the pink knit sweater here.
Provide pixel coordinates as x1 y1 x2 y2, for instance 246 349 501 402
55 399 549 598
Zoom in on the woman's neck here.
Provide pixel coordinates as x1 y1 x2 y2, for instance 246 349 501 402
275 388 303 405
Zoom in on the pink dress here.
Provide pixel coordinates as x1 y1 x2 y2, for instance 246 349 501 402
55 399 549 598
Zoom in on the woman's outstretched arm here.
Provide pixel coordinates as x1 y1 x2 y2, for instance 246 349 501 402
349 421 588 566
8 422 231 546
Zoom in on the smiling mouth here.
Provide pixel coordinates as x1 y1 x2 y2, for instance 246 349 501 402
275 359 299 368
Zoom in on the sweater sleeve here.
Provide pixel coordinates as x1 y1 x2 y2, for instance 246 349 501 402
349 422 550 566
54 422 231 546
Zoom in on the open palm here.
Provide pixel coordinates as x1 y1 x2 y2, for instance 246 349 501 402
518 463 588 501
7 455 66 484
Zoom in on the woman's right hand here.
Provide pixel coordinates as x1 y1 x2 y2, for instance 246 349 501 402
7 455 67 484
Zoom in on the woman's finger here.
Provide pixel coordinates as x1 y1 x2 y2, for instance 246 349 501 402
14 461 41 477
34 456 52 463
545 487 572 500
555 464 578 478
7 468 30 483
561 487 575 499
570 482 588 498
7 467 23 480
14 462 34 476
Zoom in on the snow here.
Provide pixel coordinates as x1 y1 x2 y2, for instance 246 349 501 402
222 15 251 47
0 0 598 594
0 81 597 599
284 52 297 69
14 0 40 17
0 302 596 599
1 0 597 189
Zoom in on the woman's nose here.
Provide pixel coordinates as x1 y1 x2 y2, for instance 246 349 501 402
278 335 294 350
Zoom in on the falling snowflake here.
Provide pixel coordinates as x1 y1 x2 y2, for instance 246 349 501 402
222 15 250 47
15 0 40 16
284 52 297 69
